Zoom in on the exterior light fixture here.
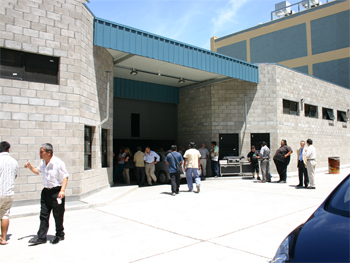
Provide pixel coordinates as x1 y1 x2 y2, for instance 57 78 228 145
130 69 138 75
178 78 185 84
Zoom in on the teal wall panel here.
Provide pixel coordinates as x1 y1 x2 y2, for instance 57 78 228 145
114 78 179 104
313 58 350 88
250 23 308 63
311 10 350 55
217 40 247 62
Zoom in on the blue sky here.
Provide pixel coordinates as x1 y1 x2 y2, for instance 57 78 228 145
86 0 301 50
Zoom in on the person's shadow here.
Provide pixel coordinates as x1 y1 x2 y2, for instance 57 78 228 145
18 234 56 246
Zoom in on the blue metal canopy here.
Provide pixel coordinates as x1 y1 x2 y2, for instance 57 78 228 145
93 17 259 84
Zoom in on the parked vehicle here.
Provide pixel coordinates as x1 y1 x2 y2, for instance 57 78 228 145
155 152 185 184
271 174 350 263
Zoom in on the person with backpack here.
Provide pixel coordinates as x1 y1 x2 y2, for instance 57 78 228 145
165 145 184 196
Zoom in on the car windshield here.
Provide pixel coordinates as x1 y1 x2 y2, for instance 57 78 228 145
326 175 350 218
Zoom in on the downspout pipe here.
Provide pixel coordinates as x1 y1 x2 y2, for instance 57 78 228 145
244 95 247 129
99 71 111 127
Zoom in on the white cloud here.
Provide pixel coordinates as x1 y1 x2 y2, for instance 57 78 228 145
211 0 250 36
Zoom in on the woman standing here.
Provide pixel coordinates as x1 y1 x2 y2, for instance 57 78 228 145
123 147 133 185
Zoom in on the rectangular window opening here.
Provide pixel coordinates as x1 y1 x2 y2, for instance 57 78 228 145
304 104 318 118
84 126 93 170
283 99 299 116
322 107 334 120
101 129 108 168
337 111 347 122
0 47 59 84
131 113 140 137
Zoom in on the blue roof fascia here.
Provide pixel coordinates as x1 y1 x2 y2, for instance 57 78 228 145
93 17 259 84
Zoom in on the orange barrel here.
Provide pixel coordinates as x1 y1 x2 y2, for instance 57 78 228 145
328 157 340 174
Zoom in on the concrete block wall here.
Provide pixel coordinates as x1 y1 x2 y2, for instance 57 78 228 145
273 64 350 173
0 0 114 204
178 64 350 175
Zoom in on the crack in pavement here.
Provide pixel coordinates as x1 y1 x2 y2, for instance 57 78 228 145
91 204 317 262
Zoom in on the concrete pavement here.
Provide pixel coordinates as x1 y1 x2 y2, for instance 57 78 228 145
1 165 350 263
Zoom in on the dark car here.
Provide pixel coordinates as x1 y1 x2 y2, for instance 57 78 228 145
271 174 350 263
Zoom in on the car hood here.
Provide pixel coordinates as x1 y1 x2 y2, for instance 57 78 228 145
292 207 350 262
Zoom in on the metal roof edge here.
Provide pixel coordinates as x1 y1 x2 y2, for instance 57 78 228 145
94 17 258 70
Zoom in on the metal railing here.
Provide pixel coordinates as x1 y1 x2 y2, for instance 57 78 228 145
271 0 333 20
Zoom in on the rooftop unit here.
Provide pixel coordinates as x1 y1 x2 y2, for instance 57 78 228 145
274 1 295 18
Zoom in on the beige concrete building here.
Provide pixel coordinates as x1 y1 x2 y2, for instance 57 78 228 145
0 0 349 205
178 64 350 173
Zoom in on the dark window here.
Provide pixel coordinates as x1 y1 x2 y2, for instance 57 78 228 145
131 113 140 137
283 99 298 115
84 126 93 170
251 133 270 151
305 104 318 118
337 111 347 122
322 107 334 120
219 133 239 159
101 129 108 168
0 48 59 84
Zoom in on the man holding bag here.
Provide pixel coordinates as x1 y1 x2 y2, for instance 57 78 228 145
165 145 184 196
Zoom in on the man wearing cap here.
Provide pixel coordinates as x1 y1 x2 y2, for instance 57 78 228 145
24 143 69 245
183 142 201 193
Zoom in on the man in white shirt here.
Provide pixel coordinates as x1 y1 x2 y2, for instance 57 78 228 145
143 146 160 186
183 142 201 193
0 141 18 245
25 143 69 245
304 139 317 189
198 143 209 178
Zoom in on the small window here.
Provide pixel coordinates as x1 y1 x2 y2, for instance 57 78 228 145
84 126 93 170
337 111 347 122
0 47 59 84
283 99 298 115
305 104 318 118
101 129 108 168
322 107 334 120
131 113 140 137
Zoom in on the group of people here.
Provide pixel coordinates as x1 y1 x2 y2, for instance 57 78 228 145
247 139 317 189
113 141 220 188
0 141 68 245
113 146 160 187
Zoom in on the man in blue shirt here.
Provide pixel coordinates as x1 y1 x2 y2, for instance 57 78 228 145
143 146 160 185
165 145 184 196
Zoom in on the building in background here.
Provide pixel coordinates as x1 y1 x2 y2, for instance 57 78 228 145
0 0 349 205
211 0 350 88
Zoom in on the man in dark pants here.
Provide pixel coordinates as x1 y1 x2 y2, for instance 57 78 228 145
210 141 219 178
273 139 293 183
165 145 184 196
133 146 146 186
25 143 69 245
296 140 309 188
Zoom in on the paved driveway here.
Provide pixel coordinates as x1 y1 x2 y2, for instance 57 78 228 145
2 167 350 263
